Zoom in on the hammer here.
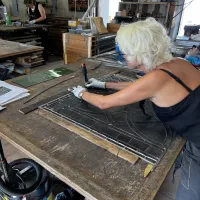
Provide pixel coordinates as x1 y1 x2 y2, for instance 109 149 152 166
81 63 88 83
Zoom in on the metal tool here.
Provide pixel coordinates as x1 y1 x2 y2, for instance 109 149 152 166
81 63 88 83
23 75 75 104
20 91 69 114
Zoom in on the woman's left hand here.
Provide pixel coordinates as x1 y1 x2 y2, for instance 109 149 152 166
29 20 36 24
72 86 87 99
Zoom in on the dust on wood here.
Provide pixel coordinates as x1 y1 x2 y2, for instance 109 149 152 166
0 61 186 200
38 108 139 164
0 39 43 59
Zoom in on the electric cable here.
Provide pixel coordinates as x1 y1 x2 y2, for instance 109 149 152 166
169 0 194 6
171 0 194 20
164 0 194 26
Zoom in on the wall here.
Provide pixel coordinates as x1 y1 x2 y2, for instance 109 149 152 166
2 0 110 22
98 0 109 25
1 0 85 20
2 0 26 20
109 0 120 22
53 0 85 18
178 0 200 36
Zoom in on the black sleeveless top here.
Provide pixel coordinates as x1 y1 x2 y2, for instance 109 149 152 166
153 69 200 147
29 2 46 24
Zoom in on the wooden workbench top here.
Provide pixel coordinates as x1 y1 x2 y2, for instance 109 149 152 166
0 24 50 32
0 39 43 59
0 60 185 200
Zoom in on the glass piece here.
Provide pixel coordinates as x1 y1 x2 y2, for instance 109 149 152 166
13 67 74 88
41 74 174 165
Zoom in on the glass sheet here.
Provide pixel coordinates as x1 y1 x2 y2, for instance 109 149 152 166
41 74 174 164
13 67 74 88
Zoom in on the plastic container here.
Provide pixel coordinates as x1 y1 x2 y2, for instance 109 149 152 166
4 13 11 25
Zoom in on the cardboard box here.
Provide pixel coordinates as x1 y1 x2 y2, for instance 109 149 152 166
68 20 80 27
121 10 127 16
107 23 120 33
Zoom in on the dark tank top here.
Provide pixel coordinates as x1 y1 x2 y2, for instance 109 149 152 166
29 2 46 24
152 69 200 147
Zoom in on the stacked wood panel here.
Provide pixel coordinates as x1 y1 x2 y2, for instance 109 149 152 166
63 33 96 64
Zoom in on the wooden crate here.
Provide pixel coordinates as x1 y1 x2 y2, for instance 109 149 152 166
107 23 120 33
63 33 96 64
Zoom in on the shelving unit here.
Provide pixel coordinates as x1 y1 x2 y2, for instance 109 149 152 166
119 2 169 5
118 1 170 26
68 0 88 12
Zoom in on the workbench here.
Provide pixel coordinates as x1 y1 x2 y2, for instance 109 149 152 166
0 24 50 32
0 60 185 200
0 39 43 60
0 24 50 62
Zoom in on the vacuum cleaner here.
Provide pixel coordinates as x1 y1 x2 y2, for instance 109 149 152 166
0 140 52 200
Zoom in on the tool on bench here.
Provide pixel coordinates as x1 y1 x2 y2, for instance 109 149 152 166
23 75 75 104
21 62 102 114
81 63 88 83
20 91 69 114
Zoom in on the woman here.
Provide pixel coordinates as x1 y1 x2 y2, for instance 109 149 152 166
72 18 200 200
24 0 46 24
24 0 48 60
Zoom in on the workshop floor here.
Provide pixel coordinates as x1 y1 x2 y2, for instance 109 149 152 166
2 56 181 200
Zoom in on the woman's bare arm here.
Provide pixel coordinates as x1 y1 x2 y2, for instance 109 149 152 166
35 4 46 23
82 71 165 109
106 82 133 90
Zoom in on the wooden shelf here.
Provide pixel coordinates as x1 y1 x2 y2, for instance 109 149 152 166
119 2 169 5
140 17 165 19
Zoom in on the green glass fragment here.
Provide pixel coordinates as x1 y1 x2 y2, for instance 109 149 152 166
13 67 74 88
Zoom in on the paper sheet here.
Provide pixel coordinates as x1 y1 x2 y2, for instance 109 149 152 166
0 105 6 111
0 81 29 106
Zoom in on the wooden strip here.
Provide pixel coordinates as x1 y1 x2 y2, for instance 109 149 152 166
88 37 92 58
66 47 89 54
65 40 88 49
66 50 88 57
20 91 69 114
64 53 68 64
64 33 89 41
14 37 41 43
0 40 43 59
64 33 96 42
63 33 67 64
38 109 139 164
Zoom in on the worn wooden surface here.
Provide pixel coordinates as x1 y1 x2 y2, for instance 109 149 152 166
0 24 50 32
0 39 43 59
0 60 185 200
38 108 139 164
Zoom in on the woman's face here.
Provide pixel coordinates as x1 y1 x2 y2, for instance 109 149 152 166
125 55 146 72
26 3 34 8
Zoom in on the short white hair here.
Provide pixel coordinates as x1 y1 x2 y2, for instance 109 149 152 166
116 18 173 71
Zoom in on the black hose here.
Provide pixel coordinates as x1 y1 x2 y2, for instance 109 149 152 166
37 174 54 200
0 159 42 197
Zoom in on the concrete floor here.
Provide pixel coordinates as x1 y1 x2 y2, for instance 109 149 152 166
2 56 181 200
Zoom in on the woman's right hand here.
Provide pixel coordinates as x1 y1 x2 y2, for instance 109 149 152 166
86 78 106 89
